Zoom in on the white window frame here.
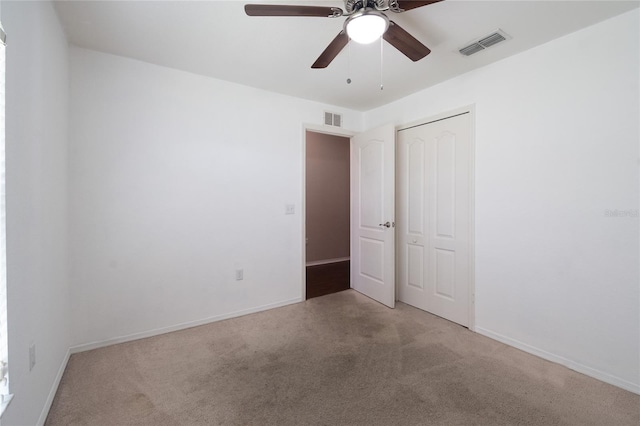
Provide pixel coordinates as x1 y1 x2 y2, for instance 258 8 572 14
0 21 12 417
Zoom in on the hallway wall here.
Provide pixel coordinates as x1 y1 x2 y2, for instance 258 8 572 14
305 131 350 264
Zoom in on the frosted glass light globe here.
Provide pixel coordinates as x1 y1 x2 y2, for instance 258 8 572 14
346 12 389 44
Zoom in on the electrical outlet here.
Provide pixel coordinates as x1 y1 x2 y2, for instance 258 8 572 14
285 204 295 215
235 269 244 281
29 343 36 371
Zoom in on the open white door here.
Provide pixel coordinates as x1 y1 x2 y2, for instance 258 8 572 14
350 124 395 308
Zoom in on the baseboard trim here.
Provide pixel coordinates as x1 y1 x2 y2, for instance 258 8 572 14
37 348 71 426
475 326 640 395
306 257 350 267
70 297 303 354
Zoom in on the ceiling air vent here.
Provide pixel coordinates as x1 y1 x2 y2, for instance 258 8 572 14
459 43 484 56
459 29 510 56
324 111 342 128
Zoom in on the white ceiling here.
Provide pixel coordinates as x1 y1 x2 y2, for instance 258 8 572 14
53 0 639 111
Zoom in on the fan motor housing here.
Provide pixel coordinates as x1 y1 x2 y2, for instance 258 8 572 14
345 0 386 14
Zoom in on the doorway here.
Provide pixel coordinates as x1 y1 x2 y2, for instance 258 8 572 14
302 123 396 306
305 130 351 299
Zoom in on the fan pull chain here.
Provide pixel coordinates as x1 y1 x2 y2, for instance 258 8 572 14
346 38 352 85
380 36 384 91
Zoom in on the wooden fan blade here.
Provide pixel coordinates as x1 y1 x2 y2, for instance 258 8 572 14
312 31 349 69
395 1 444 12
245 4 339 17
383 21 431 62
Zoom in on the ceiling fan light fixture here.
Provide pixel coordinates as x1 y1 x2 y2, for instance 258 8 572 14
345 9 389 44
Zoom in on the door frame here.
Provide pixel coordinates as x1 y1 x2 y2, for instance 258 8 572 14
395 105 476 331
301 124 355 301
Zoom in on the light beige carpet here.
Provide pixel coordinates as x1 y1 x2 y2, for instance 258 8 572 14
45 290 638 425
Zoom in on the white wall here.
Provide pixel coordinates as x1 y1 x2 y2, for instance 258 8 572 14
366 10 640 392
68 47 363 348
2 0 71 424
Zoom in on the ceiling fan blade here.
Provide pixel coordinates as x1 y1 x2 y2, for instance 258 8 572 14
245 4 339 17
312 31 349 69
395 1 444 12
383 21 431 62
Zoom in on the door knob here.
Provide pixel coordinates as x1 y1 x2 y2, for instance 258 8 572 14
379 221 391 228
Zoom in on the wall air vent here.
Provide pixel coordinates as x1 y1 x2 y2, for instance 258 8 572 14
459 29 510 56
324 111 342 127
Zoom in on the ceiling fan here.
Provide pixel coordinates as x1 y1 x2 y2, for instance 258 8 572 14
245 0 443 69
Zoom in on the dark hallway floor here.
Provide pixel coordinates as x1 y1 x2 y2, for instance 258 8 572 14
305 260 350 299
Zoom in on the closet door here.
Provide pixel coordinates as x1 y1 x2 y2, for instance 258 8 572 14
397 113 472 326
